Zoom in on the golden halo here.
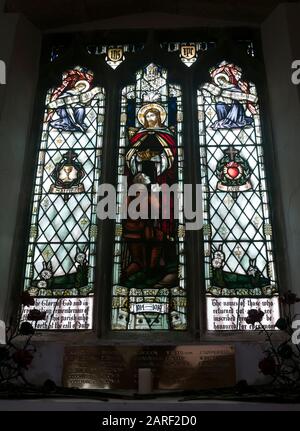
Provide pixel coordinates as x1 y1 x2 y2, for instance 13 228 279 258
137 103 167 126
74 80 90 92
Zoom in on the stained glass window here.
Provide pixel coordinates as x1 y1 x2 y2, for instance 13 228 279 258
111 63 187 330
22 33 280 336
22 66 105 330
198 61 280 330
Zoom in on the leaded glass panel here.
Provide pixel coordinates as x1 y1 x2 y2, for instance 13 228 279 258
22 66 105 330
111 63 187 330
198 61 279 330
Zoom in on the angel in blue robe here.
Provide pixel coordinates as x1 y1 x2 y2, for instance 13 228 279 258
49 80 90 132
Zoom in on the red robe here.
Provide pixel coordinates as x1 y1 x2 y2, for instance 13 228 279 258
126 127 177 237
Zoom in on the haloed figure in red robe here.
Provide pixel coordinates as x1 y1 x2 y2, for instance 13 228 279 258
123 104 178 289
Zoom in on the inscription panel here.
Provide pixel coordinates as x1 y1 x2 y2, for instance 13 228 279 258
63 345 236 390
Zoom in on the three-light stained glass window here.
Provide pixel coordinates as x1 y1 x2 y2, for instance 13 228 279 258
22 48 280 334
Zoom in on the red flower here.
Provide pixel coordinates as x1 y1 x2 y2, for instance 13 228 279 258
258 356 276 376
21 291 35 307
27 309 46 321
245 309 264 325
280 291 300 305
12 350 34 369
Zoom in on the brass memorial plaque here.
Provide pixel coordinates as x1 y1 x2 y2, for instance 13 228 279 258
63 345 235 390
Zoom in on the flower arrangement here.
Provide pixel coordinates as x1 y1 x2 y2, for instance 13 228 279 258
0 292 46 386
246 290 300 387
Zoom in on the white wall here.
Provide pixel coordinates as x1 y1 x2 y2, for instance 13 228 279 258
0 12 41 320
262 3 300 297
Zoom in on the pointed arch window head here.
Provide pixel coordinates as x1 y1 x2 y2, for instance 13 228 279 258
22 66 105 330
198 61 279 331
111 63 187 331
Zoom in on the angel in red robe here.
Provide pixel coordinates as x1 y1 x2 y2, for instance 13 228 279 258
46 66 94 132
